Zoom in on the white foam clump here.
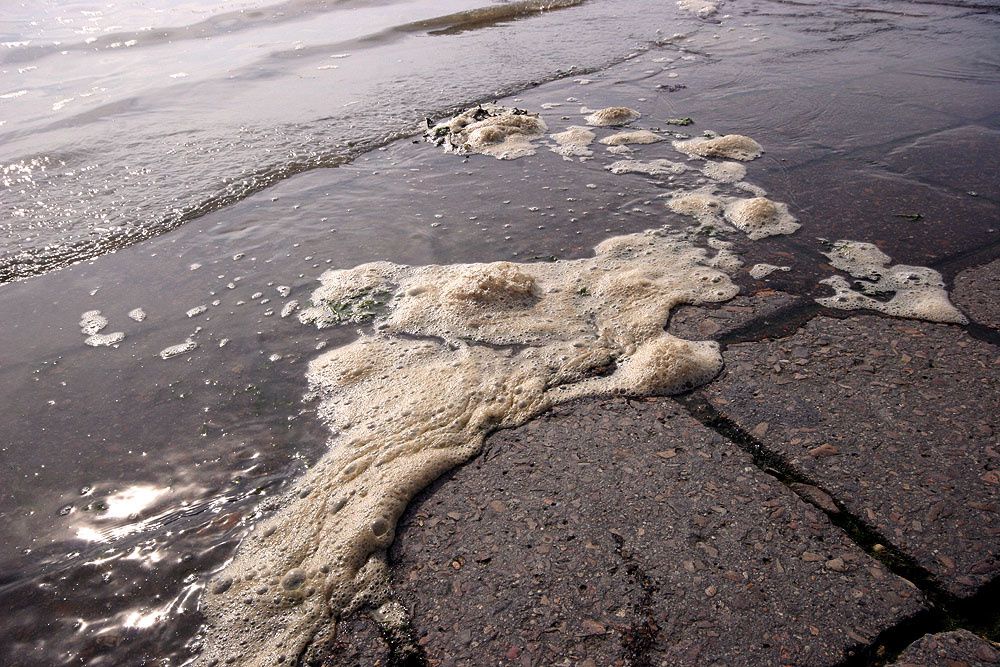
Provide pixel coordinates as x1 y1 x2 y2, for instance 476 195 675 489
79 310 108 336
160 339 197 360
677 0 719 18
424 104 547 160
186 305 207 318
599 130 664 146
816 241 967 324
701 161 746 183
280 300 300 318
667 188 799 241
79 310 125 347
548 126 596 159
200 231 741 666
674 133 762 161
668 189 726 227
749 263 790 279
85 332 125 347
584 106 641 127
128 308 146 322
724 197 800 240
607 159 687 177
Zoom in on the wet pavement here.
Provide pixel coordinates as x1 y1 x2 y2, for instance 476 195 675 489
335 304 1000 666
386 398 926 666
2 0 1000 664
704 315 1000 600
954 259 1000 330
891 630 999 666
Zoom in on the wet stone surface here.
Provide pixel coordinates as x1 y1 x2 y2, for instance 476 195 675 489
953 258 1000 330
704 315 1000 599
327 615 388 666
775 156 1000 269
380 397 923 666
667 290 801 341
880 125 1000 204
890 629 1000 666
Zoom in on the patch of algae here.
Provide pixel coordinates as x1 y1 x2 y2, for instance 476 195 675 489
198 230 740 666
816 240 967 324
424 104 547 159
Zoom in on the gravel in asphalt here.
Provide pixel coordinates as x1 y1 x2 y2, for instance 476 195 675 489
704 315 1000 598
891 629 999 666
953 258 1000 330
380 397 924 666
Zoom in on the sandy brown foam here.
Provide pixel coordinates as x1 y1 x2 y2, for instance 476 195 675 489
816 240 967 323
424 104 547 159
197 230 740 666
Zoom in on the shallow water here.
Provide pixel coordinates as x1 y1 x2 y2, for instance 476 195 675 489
0 0 999 664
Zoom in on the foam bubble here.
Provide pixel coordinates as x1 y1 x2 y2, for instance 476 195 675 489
160 339 197 360
85 332 125 347
200 230 741 665
668 189 800 241
599 130 664 146
677 0 719 17
424 105 547 160
78 310 125 346
128 308 146 322
749 263 790 279
816 240 967 324
674 134 762 161
584 106 641 127
701 161 746 183
79 310 108 336
607 159 687 177
668 189 726 227
724 197 800 240
548 126 595 159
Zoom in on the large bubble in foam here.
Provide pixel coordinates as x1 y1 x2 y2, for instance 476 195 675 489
198 230 741 666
